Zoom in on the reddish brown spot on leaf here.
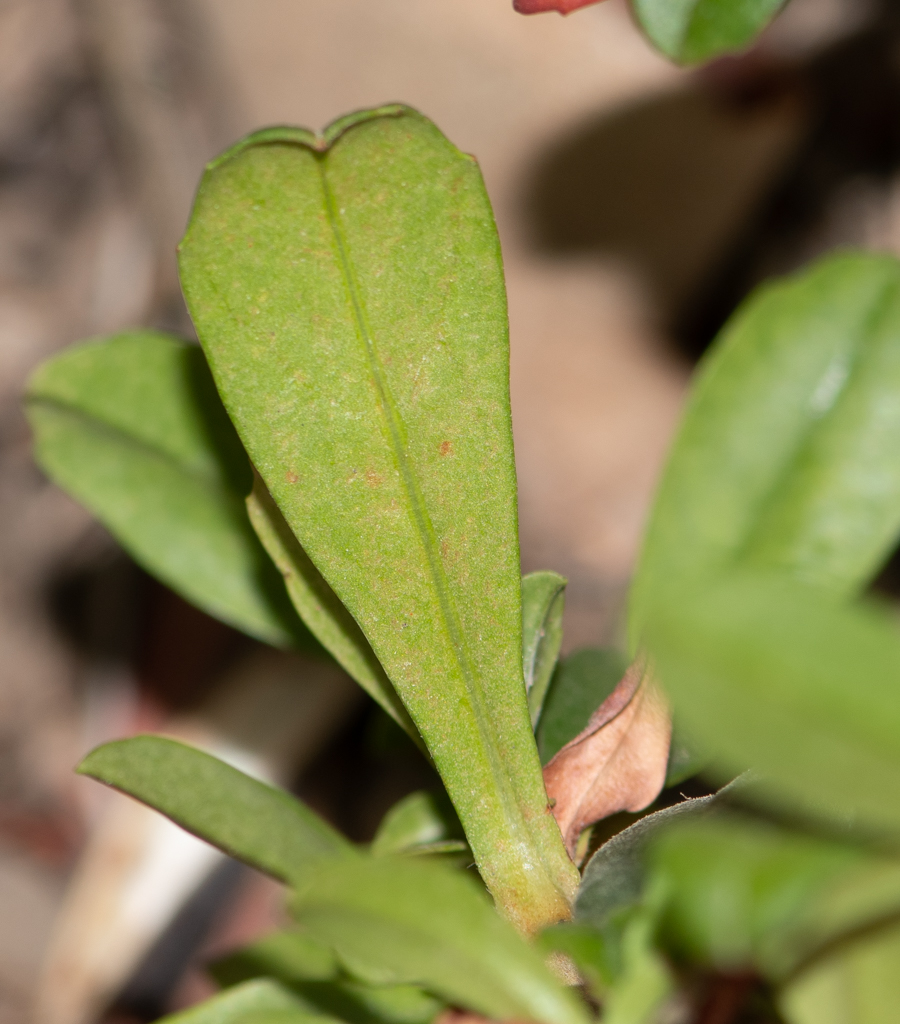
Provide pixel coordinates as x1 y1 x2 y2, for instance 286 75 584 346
514 0 606 13
439 440 453 456
285 470 298 484
365 469 384 487
543 660 672 857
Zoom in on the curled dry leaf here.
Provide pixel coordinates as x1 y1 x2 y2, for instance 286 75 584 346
543 661 672 857
513 0 605 14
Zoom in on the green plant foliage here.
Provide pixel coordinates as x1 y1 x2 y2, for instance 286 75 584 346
247 475 415 738
78 737 354 884
647 571 900 834
779 924 900 1024
156 979 323 1024
631 252 900 646
649 811 900 981
26 332 310 647
370 791 464 856
178 103 577 930
522 571 567 725
599 905 674 1024
536 648 628 764
631 0 786 65
211 930 444 1024
289 856 589 1024
537 923 614 998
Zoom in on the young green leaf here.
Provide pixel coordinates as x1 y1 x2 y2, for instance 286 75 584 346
650 811 900 982
522 571 567 726
779 923 900 1024
290 856 589 1024
78 736 355 884
26 332 310 648
647 570 900 835
631 0 786 65
179 104 578 931
631 253 900 646
370 791 464 857
537 923 615 997
536 648 628 764
247 475 416 739
155 979 320 1024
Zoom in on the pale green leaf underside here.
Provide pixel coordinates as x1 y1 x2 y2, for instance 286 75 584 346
632 0 786 64
522 571 566 725
631 252 900 645
26 332 309 648
179 104 577 928
291 857 589 1024
247 474 416 739
78 736 354 884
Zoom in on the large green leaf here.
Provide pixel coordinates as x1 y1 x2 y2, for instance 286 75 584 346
157 979 322 1024
290 856 589 1024
536 648 627 764
522 571 566 725
779 923 900 1024
646 571 900 834
631 0 786 65
247 475 416 738
650 811 900 981
78 736 354 883
26 332 309 648
631 253 900 646
178 104 578 930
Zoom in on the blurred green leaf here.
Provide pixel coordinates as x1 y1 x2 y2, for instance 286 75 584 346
631 0 786 65
631 252 900 646
157 979 320 1024
79 736 354 884
779 923 900 1024
179 104 577 929
26 332 310 648
290 856 589 1024
370 791 464 856
247 475 416 739
600 904 674 1024
522 571 566 725
536 648 628 764
650 811 900 981
647 570 900 834
537 923 615 997
211 930 443 1024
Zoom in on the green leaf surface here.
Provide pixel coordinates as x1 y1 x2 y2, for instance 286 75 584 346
26 332 310 648
157 980 314 1024
370 791 464 856
290 856 589 1024
247 475 416 738
179 104 577 929
537 923 614 997
631 0 786 65
78 736 354 884
599 906 674 1024
779 923 900 1024
536 648 628 764
650 811 900 981
211 931 443 1024
522 571 567 725
631 252 900 646
647 570 900 834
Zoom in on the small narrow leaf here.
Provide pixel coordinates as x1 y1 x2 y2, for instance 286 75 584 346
156 980 316 1024
290 857 589 1024
543 663 672 855
632 0 786 65
179 104 578 930
26 333 310 648
371 791 464 856
78 736 354 884
647 571 900 835
536 648 628 764
212 930 340 988
631 253 900 646
522 571 567 725
247 475 416 739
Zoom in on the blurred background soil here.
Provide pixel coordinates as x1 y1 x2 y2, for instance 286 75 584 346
1 0 899 1020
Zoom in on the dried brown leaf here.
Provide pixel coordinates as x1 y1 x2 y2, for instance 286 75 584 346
543 661 672 856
